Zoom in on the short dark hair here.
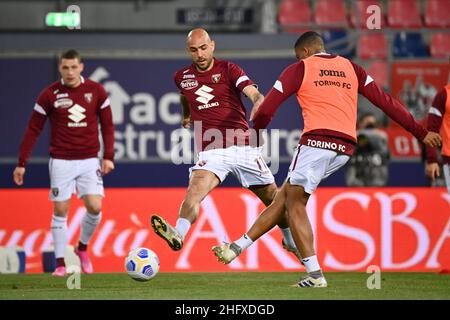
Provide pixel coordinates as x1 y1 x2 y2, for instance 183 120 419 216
59 49 81 62
294 31 323 49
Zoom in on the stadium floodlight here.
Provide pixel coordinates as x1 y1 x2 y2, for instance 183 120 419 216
45 12 80 28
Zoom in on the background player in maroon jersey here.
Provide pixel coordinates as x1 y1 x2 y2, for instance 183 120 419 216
150 28 299 259
13 49 115 276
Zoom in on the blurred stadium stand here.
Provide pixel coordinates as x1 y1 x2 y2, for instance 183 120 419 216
277 0 311 34
387 0 423 28
393 32 430 57
0 0 448 188
424 0 450 27
314 0 348 27
358 32 388 59
350 0 385 28
430 32 450 57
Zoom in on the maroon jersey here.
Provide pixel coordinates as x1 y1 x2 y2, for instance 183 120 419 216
253 54 427 156
174 58 255 151
17 76 115 167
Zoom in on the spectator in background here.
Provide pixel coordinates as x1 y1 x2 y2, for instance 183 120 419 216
346 112 390 186
400 76 437 122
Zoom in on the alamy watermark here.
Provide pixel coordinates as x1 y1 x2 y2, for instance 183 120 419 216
366 265 381 289
366 5 382 30
67 5 81 30
66 265 81 290
170 121 287 174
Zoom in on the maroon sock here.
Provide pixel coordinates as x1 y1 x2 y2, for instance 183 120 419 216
56 258 65 268
78 241 87 251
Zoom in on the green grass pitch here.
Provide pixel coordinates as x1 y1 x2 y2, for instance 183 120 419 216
0 272 449 300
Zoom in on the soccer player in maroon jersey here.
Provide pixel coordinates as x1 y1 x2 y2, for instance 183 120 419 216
13 50 115 276
150 28 299 258
213 32 441 287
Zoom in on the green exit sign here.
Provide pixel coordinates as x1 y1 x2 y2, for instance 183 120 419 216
45 12 80 28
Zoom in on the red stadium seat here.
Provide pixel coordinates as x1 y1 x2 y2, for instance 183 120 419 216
350 0 385 29
387 0 422 28
278 0 311 33
430 33 450 58
366 60 389 89
314 0 349 27
358 33 388 59
425 0 450 28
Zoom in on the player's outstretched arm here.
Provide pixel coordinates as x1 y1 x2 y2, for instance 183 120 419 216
422 131 442 148
424 89 446 179
98 93 115 166
352 62 440 145
251 62 303 129
13 167 25 186
180 94 191 129
243 85 264 121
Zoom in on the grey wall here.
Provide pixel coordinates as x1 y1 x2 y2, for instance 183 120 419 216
0 0 262 31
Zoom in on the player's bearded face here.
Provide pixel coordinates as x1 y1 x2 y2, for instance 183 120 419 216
188 41 215 71
59 58 84 88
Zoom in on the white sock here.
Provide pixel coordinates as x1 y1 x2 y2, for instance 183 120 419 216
175 218 191 240
80 212 102 245
51 215 67 259
235 234 254 250
302 255 321 273
280 227 296 249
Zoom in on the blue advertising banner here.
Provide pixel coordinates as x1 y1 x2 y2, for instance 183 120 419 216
0 57 301 165
0 57 431 188
0 59 56 160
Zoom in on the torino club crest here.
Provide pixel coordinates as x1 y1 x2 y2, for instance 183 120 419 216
211 74 221 83
84 93 93 103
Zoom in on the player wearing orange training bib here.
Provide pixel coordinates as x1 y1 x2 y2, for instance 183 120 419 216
212 31 441 288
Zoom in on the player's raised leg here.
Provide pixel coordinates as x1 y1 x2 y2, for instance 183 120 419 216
75 194 102 274
151 169 220 251
285 182 326 288
248 183 300 258
212 193 288 264
51 200 70 277
212 182 302 264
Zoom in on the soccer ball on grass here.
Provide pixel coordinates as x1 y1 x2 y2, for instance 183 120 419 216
125 247 160 281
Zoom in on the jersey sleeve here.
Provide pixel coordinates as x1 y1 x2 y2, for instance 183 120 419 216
97 84 115 161
426 89 446 163
228 62 255 92
252 61 304 130
96 84 111 111
34 89 53 115
173 71 182 93
17 89 52 167
352 61 428 141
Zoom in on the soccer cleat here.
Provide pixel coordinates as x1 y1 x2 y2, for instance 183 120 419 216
282 239 303 262
75 247 93 274
290 274 328 288
151 215 183 251
52 266 67 277
212 242 242 264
